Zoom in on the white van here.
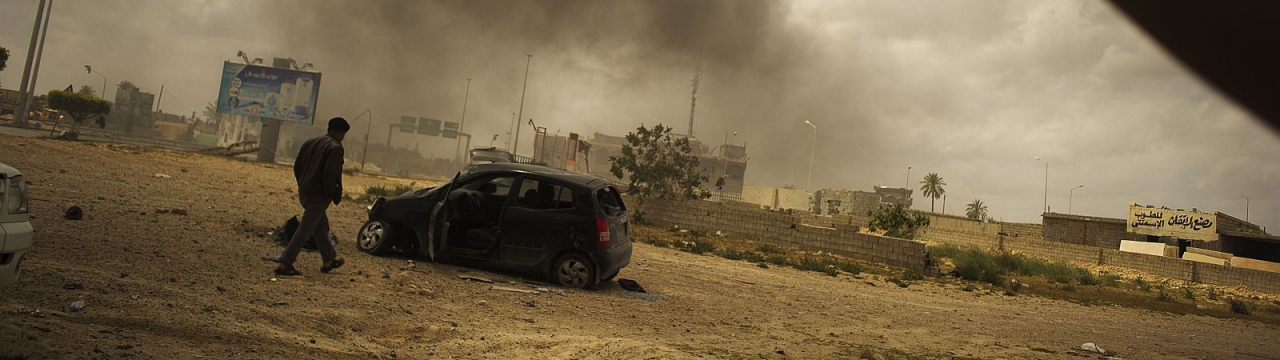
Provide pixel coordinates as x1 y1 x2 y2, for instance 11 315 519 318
0 163 33 286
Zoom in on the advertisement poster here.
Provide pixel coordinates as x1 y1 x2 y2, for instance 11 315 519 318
216 61 322 124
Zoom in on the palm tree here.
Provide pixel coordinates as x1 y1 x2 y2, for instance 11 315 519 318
919 172 946 212
117 80 136 91
965 199 988 221
78 85 95 96
203 102 224 128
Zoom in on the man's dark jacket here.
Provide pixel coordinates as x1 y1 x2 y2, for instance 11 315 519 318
294 134 344 204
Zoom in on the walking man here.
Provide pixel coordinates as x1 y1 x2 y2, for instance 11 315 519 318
273 117 349 276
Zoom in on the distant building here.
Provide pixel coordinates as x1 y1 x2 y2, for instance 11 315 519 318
580 132 748 199
107 84 156 135
814 186 913 216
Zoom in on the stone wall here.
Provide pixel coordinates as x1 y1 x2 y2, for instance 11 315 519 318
1000 222 1043 239
920 220 1280 294
636 198 928 272
1042 213 1143 249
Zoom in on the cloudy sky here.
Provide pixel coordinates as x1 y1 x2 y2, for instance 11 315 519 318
2 0 1277 229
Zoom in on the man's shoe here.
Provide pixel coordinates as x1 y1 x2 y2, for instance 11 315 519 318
274 265 302 276
321 257 345 273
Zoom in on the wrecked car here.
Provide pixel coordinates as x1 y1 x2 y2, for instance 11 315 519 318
356 163 632 289
1 162 33 286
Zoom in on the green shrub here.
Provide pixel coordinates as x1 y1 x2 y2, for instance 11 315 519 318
1229 298 1250 315
1208 288 1218 300
902 269 925 281
364 183 416 198
1133 278 1152 292
838 262 862 275
1157 289 1173 302
1183 287 1195 300
757 244 783 254
1099 273 1122 287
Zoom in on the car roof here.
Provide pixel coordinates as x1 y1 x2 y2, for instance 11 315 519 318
466 163 608 188
0 163 19 179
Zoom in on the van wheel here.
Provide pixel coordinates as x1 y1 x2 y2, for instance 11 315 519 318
355 219 396 255
552 253 597 289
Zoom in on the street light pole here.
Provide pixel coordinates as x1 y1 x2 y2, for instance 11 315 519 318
1035 156 1048 214
513 54 532 156
352 109 372 172
85 65 107 99
14 0 48 127
804 120 817 191
1069 184 1084 214
455 78 471 164
1242 194 1250 222
905 166 912 190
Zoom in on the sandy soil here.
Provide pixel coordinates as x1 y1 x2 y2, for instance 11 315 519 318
2 135 1278 359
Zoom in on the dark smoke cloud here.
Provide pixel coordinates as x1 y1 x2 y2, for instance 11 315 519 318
1 0 1277 230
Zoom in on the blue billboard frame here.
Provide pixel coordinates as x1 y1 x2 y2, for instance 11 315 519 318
216 61 322 125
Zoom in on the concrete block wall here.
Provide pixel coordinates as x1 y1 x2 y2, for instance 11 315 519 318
1195 263 1280 294
1042 214 1142 249
636 199 928 272
1000 222 1044 239
918 227 1001 249
1004 237 1101 266
1102 249 1195 281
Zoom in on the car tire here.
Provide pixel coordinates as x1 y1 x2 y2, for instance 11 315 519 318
355 219 396 255
552 252 597 289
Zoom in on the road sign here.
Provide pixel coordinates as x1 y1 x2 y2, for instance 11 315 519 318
399 116 416 133
417 118 441 136
443 121 459 138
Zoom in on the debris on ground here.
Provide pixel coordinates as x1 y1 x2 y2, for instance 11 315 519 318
618 279 646 293
525 300 537 308
64 206 84 220
492 285 539 294
737 279 756 285
69 301 86 312
153 173 171 179
62 283 84 290
458 275 494 283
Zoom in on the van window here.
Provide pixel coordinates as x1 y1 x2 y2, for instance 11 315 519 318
595 186 626 217
514 179 576 210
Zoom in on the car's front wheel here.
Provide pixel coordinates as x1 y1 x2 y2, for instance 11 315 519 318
355 219 396 255
552 252 597 289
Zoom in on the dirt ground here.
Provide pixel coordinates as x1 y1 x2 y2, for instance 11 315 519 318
2 135 1279 360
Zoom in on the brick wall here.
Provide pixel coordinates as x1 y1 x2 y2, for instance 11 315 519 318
1196 263 1280 294
633 198 1280 294
917 227 1001 249
1042 213 1143 249
636 198 929 272
1102 249 1195 280
999 222 1043 239
1004 237 1101 266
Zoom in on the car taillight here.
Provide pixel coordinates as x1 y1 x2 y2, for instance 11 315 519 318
596 218 610 249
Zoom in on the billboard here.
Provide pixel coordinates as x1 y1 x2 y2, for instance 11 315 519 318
1126 203 1218 242
216 61 322 124
417 118 442 136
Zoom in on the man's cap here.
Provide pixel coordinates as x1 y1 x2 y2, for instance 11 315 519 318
328 117 350 132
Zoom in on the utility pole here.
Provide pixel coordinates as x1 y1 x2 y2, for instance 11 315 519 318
507 112 515 150
456 78 471 164
155 85 164 113
513 54 532 156
688 63 702 138
15 0 48 127
26 0 53 114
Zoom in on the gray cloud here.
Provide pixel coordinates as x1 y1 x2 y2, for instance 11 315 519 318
1 0 1277 230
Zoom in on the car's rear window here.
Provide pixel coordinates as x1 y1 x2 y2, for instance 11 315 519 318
595 186 626 217
514 179 576 210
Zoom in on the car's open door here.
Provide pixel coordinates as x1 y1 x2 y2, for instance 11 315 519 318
425 172 462 262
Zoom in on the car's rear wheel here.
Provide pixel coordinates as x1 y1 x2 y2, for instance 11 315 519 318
552 252 597 289
355 219 396 255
